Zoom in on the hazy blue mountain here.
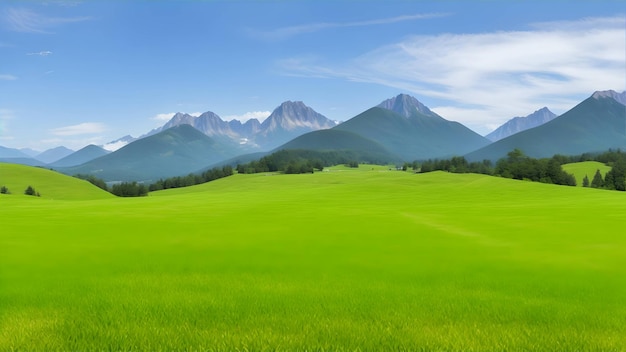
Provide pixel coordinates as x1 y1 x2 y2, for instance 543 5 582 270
228 119 262 138
333 94 491 160
59 125 243 182
50 144 110 168
35 146 74 164
19 148 41 157
486 107 557 142
0 145 31 159
466 91 626 161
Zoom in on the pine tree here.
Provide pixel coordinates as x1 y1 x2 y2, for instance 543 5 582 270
0 186 9 194
24 185 36 196
582 175 589 187
590 169 605 188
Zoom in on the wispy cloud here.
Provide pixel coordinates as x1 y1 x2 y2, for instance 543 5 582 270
0 74 17 80
223 111 271 123
50 122 107 136
2 7 91 34
27 50 53 56
279 16 626 133
255 13 448 40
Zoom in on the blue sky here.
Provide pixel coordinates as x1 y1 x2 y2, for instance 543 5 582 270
1 1 624 151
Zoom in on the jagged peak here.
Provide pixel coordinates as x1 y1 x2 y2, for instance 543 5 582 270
377 94 438 118
592 90 626 106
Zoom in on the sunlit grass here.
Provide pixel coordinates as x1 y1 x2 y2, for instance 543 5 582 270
1 168 625 350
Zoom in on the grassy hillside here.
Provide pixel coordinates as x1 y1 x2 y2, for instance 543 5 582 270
1 170 625 350
562 161 612 187
0 162 113 200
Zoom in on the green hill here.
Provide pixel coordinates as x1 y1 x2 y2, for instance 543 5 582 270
562 161 612 187
0 162 113 200
58 125 242 182
466 94 626 161
333 107 490 161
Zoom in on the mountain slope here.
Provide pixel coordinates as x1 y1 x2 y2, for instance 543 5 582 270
35 146 74 164
51 144 110 168
333 95 490 160
0 145 31 159
59 125 242 182
466 92 626 161
486 107 557 142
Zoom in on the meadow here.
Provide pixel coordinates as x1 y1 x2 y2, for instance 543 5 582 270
1 163 625 351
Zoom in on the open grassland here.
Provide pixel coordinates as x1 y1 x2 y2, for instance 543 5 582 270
562 161 612 187
0 163 113 200
1 166 625 351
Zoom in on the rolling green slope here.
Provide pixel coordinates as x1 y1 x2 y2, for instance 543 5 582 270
1 171 625 350
333 107 490 160
466 95 626 161
59 125 242 182
0 162 113 200
562 161 612 186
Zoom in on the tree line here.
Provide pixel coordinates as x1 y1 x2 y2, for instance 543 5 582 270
74 165 234 197
235 149 374 174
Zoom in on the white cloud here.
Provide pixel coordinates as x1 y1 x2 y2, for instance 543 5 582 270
279 15 626 134
0 74 17 80
27 50 53 56
102 140 127 152
2 7 91 34
255 13 448 40
223 111 271 123
50 122 107 136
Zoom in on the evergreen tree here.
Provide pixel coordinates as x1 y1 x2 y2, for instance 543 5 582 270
582 175 589 187
24 185 37 196
0 186 9 194
591 169 605 188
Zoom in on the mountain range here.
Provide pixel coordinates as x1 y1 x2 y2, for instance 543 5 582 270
466 90 626 161
2 90 625 182
485 107 557 142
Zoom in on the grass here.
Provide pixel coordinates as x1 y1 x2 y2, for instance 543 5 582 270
0 162 113 200
562 161 611 187
1 166 625 350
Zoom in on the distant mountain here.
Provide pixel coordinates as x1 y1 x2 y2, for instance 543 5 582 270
254 101 337 150
486 107 557 142
35 146 74 164
103 135 137 151
333 94 491 160
58 125 243 182
149 101 336 151
50 144 110 168
466 91 626 161
1 145 31 159
0 146 46 166
19 148 41 157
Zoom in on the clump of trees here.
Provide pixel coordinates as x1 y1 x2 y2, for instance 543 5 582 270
1 185 10 194
110 182 148 197
582 162 626 191
24 185 41 197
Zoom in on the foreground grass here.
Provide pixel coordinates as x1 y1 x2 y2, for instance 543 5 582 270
1 169 625 350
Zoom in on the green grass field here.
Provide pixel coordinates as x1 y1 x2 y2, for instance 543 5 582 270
1 164 625 351
562 161 612 187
